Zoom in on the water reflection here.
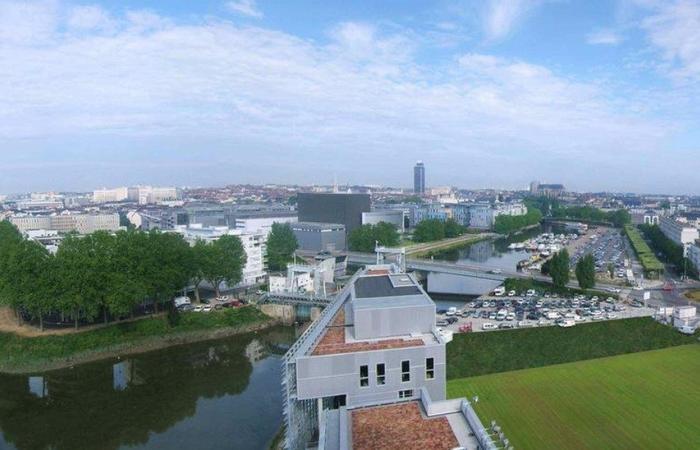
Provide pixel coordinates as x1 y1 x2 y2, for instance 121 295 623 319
0 326 297 450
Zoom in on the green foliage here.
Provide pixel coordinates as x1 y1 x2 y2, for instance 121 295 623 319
0 306 270 372
503 278 614 299
348 222 400 252
201 235 247 296
0 225 247 329
524 196 560 216
549 249 570 288
443 218 466 238
493 208 542 234
551 205 631 227
446 317 696 379
639 224 698 279
266 223 298 271
624 225 665 276
575 253 596 289
413 219 446 242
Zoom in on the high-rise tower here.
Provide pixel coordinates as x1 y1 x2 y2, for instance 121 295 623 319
413 161 425 194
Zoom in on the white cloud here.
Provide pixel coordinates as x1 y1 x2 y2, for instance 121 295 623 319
586 29 622 45
226 0 263 19
67 5 114 31
483 0 542 41
0 0 692 193
640 0 700 80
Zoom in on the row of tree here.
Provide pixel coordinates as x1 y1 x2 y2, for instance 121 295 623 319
348 222 400 252
524 196 631 228
543 249 597 289
265 223 299 271
493 208 543 234
0 221 246 330
412 218 466 243
639 224 698 278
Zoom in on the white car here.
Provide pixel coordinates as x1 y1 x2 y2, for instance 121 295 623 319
482 322 497 330
202 305 213 312
507 290 516 297
678 325 696 335
606 313 617 319
525 289 536 297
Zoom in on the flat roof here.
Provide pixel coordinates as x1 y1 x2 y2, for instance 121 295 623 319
351 402 460 450
310 310 423 356
353 294 433 310
354 275 421 298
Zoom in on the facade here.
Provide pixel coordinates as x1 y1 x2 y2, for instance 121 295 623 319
9 213 120 234
630 209 661 225
466 202 527 229
530 181 565 198
234 214 297 236
283 265 494 450
297 193 370 234
687 244 700 272
93 187 130 203
173 225 266 286
361 210 405 233
292 222 346 252
659 217 699 253
413 161 425 194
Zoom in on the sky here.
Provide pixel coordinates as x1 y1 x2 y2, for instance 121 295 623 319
1 0 700 195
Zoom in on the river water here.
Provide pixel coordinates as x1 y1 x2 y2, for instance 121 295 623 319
0 326 299 450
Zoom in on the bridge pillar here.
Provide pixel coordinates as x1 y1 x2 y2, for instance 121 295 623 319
310 307 322 322
260 304 296 325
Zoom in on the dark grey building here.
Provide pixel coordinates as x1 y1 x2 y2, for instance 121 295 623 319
297 192 370 234
413 161 425 194
291 222 346 252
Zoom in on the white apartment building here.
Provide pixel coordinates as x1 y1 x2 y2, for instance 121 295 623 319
659 217 699 254
9 213 120 234
234 215 297 236
173 225 266 287
93 187 130 203
93 186 179 204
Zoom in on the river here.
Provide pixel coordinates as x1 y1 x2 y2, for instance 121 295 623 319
0 326 299 450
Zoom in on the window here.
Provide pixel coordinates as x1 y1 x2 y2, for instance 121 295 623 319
398 389 413 399
360 365 369 387
426 358 434 380
376 363 386 385
401 360 410 382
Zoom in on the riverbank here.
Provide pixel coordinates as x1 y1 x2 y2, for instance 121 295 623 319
410 233 494 258
0 306 276 374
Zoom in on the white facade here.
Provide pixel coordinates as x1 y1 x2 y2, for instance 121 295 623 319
687 244 700 271
173 225 266 286
468 202 527 229
9 213 120 234
659 217 699 253
93 187 130 203
234 215 297 236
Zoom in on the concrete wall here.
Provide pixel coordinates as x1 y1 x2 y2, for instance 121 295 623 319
260 304 296 325
296 343 446 408
353 304 435 340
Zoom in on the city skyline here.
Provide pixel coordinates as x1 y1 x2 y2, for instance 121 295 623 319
2 1 700 194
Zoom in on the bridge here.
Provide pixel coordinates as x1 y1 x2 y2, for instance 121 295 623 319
259 292 333 307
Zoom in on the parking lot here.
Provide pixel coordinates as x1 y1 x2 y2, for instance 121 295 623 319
436 291 655 333
570 228 631 282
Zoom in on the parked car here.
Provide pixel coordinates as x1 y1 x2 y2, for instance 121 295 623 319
482 322 497 330
445 316 458 325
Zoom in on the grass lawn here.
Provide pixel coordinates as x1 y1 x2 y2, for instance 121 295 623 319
0 306 271 373
447 317 696 379
684 290 700 301
447 344 700 450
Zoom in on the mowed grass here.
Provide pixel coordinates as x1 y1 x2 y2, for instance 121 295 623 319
447 344 700 450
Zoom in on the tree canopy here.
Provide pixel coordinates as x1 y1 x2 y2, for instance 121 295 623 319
348 222 400 252
575 254 596 289
493 208 542 234
0 222 248 330
549 249 571 288
266 223 298 271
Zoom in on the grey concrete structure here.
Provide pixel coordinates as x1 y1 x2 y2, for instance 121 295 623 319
297 193 370 235
292 222 346 252
413 161 425 194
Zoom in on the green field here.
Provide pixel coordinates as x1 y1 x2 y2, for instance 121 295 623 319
448 344 700 450
447 317 697 379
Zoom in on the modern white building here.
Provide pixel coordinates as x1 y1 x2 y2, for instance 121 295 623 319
234 215 297 236
659 217 699 254
93 186 179 204
173 225 266 287
9 213 120 234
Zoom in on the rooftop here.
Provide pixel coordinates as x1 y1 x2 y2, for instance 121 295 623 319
351 402 460 450
310 310 424 356
354 274 421 298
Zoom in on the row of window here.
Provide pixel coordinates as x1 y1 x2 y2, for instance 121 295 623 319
359 358 434 388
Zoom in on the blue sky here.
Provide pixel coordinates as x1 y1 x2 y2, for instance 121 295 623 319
1 0 700 194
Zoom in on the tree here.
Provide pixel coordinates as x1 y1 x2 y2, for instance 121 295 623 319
189 239 209 303
576 254 596 289
444 219 466 238
266 223 298 271
493 208 542 234
11 240 54 331
549 249 570 288
202 235 247 297
413 219 445 243
606 262 615 279
348 222 400 252
0 221 24 322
